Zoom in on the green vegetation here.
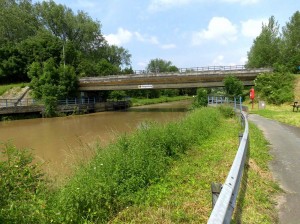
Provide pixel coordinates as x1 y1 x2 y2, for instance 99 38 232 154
130 95 192 106
249 103 300 127
0 143 49 223
146 58 179 73
111 109 279 223
0 107 280 223
247 11 300 73
0 83 27 96
224 75 244 97
254 72 295 105
192 88 208 108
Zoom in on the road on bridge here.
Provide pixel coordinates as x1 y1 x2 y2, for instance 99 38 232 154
249 114 300 224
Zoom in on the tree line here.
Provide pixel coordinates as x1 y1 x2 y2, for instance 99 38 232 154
246 11 300 73
0 0 132 84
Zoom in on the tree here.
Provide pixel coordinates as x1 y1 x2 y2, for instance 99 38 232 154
280 11 300 73
224 75 244 97
28 58 78 117
146 58 179 73
0 0 39 45
246 16 281 68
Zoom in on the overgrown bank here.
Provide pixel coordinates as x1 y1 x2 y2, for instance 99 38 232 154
0 107 279 223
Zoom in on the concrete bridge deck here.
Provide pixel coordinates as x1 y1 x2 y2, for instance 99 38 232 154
79 66 272 91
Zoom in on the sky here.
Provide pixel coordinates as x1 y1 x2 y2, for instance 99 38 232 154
34 0 298 70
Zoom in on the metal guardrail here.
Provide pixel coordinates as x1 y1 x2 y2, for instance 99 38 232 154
208 95 243 112
207 96 249 224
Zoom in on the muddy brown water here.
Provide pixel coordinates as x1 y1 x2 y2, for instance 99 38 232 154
0 100 191 177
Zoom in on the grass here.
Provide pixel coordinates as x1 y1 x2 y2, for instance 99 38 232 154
130 95 192 106
110 111 280 223
0 107 280 223
0 83 28 97
247 102 300 127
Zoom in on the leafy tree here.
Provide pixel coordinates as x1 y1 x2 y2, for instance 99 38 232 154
280 11 300 73
108 91 127 101
146 58 179 73
224 75 244 97
254 72 294 105
35 0 103 50
28 58 78 117
0 0 39 45
246 16 281 68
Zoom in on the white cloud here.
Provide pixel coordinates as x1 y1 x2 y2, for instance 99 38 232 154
192 17 237 45
105 28 174 50
161 44 177 49
239 56 248 64
104 28 133 46
134 32 159 45
220 0 260 4
148 0 194 12
241 18 268 38
212 55 225 65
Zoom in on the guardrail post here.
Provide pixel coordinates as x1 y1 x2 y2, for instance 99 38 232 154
211 183 222 208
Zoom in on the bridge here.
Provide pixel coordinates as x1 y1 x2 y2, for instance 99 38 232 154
79 65 272 91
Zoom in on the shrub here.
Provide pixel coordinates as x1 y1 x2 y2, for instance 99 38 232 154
255 72 295 105
193 88 208 108
0 143 48 223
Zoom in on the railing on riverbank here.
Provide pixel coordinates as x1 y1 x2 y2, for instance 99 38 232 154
207 96 249 223
208 95 243 112
0 97 130 115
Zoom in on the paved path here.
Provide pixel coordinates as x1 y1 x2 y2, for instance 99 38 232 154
249 114 300 224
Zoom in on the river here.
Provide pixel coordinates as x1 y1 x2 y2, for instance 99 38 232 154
0 100 191 177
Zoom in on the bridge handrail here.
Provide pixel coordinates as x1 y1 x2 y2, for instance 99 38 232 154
132 65 247 75
81 65 272 78
207 96 249 223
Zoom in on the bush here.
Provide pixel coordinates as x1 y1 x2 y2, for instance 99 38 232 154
255 72 295 105
193 88 208 108
218 105 235 118
224 75 244 97
0 143 48 223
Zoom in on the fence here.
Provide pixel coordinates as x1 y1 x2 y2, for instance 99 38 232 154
132 65 246 75
207 96 249 223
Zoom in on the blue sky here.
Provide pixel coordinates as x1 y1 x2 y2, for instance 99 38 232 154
36 0 298 70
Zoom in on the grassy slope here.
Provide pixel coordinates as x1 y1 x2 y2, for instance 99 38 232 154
0 83 28 97
131 96 192 106
111 114 279 223
247 75 300 127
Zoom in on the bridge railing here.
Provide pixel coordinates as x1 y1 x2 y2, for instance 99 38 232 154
207 96 249 223
132 65 247 75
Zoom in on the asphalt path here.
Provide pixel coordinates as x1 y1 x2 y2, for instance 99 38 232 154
249 114 300 224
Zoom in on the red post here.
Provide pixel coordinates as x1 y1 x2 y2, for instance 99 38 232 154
250 87 255 109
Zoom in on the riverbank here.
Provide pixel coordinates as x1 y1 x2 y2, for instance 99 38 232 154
130 95 192 107
0 107 279 223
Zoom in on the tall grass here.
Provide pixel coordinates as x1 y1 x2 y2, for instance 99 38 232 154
0 106 279 223
48 108 221 223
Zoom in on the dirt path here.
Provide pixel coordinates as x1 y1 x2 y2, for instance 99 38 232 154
249 114 300 224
